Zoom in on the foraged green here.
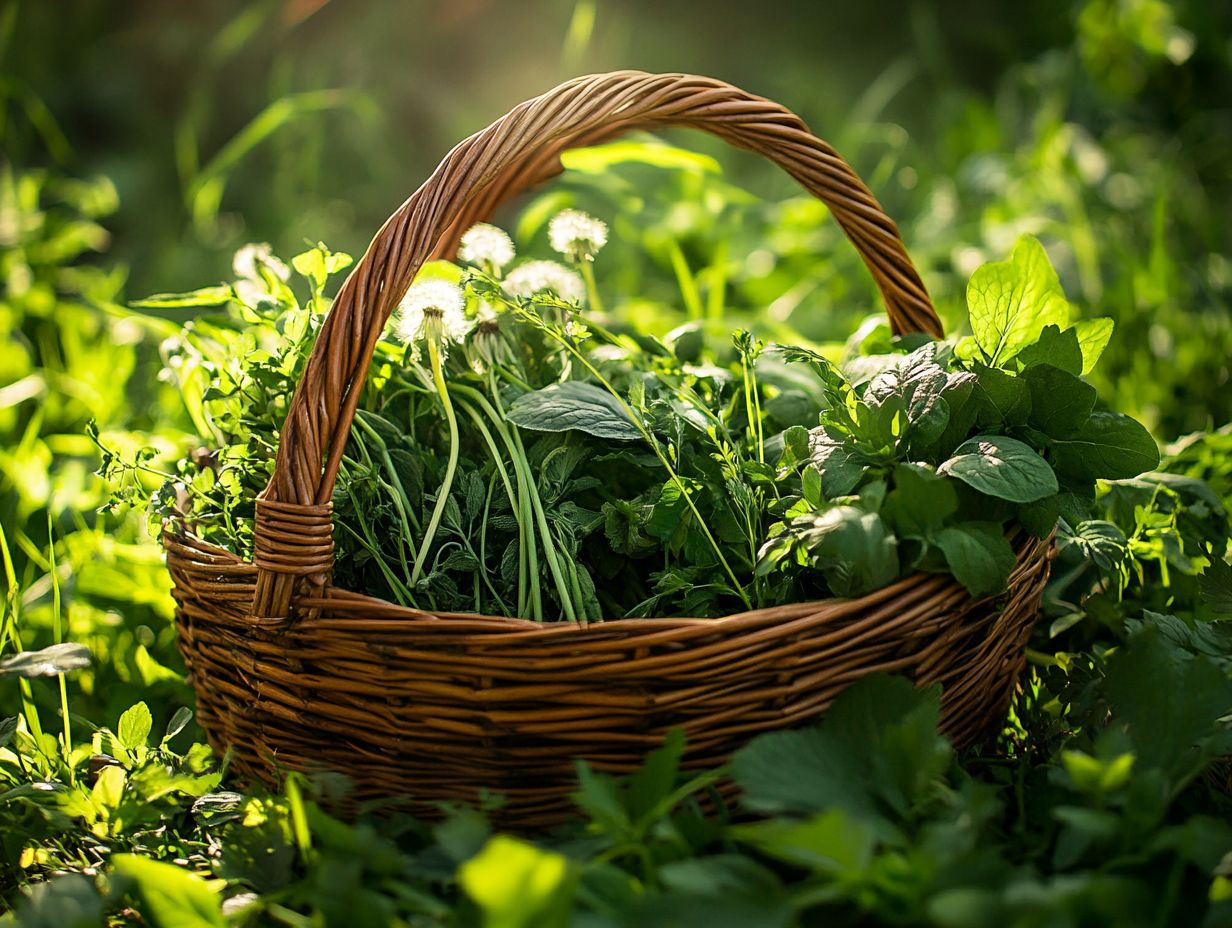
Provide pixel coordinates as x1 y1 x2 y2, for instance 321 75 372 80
112 218 1159 621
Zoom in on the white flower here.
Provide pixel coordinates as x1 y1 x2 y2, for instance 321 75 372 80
457 223 515 271
468 303 513 371
233 243 290 283
396 280 471 357
548 209 608 262
503 260 585 303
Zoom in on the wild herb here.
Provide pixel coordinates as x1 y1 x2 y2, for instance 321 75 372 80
106 222 1160 621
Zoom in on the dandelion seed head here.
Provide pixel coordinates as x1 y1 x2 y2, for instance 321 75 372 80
548 209 608 262
233 243 290 283
457 223 516 271
396 279 471 354
503 260 585 303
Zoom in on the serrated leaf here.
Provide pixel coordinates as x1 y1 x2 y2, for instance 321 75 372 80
939 436 1058 502
1023 364 1097 437
967 236 1071 367
1016 324 1084 375
732 675 949 826
507 382 641 441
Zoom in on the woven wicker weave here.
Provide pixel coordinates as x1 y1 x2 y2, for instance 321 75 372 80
166 71 1054 826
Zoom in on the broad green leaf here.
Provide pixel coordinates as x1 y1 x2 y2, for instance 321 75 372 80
1050 412 1161 480
1015 324 1084 375
110 854 225 928
1022 364 1097 437
931 523 1018 596
117 702 153 751
809 438 867 499
967 236 1071 367
507 382 641 441
129 285 234 309
0 642 91 678
458 836 573 928
11 873 103 928
1063 521 1129 572
971 363 1032 427
939 436 1058 502
882 463 958 537
732 808 876 874
1201 558 1232 615
625 727 685 821
1073 317 1115 374
91 764 126 812
732 675 950 825
797 507 899 597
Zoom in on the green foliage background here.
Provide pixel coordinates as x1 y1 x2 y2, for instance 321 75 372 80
2 0 1232 925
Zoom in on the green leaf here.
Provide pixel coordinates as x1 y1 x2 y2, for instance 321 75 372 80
1200 558 1232 615
1016 324 1084 375
129 285 235 309
732 808 876 874
1073 317 1115 374
971 363 1032 427
939 436 1058 502
507 382 641 441
117 701 153 751
809 436 867 499
1050 412 1161 480
458 836 573 928
11 873 103 928
110 855 225 928
0 642 91 678
162 707 194 745
931 523 1018 596
967 236 1071 367
1063 520 1129 573
731 675 950 825
794 506 900 597
1022 364 1097 437
882 463 958 537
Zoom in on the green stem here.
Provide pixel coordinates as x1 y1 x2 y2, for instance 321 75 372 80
452 382 577 622
539 329 752 609
411 339 461 588
580 261 604 315
666 238 704 319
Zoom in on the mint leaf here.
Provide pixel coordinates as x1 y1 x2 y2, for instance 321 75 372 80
931 523 1017 596
1022 364 1097 437
1016 324 1083 375
882 464 958 537
967 236 1071 367
507 382 641 441
117 701 153 751
939 436 1059 502
809 436 867 500
1073 317 1115 374
971 363 1032 428
1050 412 1160 480
731 675 950 824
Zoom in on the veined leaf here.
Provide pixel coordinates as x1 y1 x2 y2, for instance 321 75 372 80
967 236 1071 367
939 436 1058 502
1050 412 1160 480
507 382 641 441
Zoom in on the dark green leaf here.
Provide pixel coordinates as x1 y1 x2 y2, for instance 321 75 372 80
939 436 1058 502
507 382 641 441
931 523 1017 597
1050 412 1161 480
1023 364 1097 437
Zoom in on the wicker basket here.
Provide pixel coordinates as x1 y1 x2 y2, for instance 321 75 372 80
166 71 1054 826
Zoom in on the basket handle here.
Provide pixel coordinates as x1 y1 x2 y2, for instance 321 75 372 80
251 70 942 619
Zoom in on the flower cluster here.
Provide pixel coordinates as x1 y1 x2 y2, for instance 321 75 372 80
457 223 515 272
504 260 585 303
396 279 471 360
548 209 608 263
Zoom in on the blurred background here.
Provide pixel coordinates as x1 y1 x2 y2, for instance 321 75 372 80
3 0 1232 724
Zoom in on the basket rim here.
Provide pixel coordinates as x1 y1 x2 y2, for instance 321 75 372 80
164 525 1053 636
